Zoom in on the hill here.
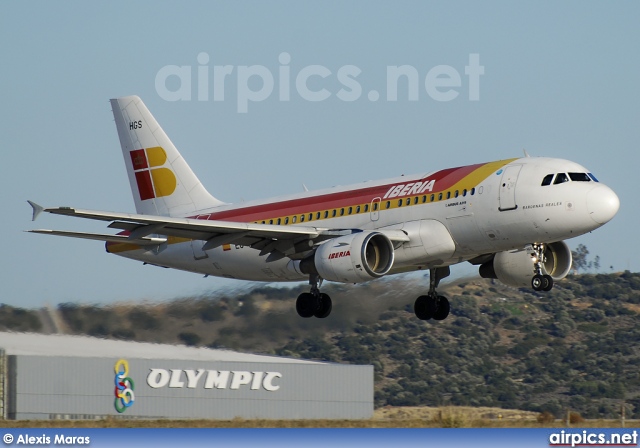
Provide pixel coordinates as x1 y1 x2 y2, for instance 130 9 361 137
3 271 640 419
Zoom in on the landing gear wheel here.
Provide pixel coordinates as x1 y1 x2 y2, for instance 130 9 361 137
432 296 450 321
414 295 434 320
542 274 554 292
532 274 544 291
314 293 332 318
415 295 450 321
296 292 318 318
530 243 554 292
415 267 452 321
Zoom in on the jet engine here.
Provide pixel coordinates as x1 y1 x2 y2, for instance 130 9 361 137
298 231 395 283
479 241 572 288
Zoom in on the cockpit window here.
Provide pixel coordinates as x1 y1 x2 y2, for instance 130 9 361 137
554 173 569 184
588 173 599 182
569 172 591 182
541 174 554 186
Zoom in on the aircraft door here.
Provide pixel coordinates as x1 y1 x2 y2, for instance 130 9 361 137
498 165 522 211
370 197 381 221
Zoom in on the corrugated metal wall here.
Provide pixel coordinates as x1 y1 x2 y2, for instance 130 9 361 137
8 355 373 420
0 349 5 419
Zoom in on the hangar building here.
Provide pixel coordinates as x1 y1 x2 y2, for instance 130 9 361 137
0 332 373 420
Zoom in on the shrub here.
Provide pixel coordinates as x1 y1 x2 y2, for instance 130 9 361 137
432 407 471 428
564 412 585 425
178 332 201 346
537 411 555 424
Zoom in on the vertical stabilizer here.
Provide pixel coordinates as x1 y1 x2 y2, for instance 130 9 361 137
110 96 224 217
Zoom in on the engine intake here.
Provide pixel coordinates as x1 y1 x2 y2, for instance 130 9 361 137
479 241 572 288
299 231 395 283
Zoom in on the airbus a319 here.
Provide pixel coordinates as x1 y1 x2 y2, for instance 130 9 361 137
28 96 620 320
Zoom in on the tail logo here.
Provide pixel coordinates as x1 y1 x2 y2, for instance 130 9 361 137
130 147 177 200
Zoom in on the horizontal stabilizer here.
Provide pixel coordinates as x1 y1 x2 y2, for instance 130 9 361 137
27 229 167 246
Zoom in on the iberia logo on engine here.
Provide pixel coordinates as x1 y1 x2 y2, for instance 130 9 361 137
328 251 351 260
130 147 177 200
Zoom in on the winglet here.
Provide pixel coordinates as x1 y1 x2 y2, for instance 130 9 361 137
523 148 531 157
27 200 45 221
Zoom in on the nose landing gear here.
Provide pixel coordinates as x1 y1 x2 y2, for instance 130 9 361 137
531 243 554 292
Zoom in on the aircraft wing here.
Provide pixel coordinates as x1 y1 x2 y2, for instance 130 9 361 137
28 202 410 258
28 229 167 246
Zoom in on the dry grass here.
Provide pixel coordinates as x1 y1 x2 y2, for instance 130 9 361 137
0 406 634 428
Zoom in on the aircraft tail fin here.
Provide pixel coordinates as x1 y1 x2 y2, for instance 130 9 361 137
110 95 224 217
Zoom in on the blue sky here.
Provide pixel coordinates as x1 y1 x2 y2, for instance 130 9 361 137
1 1 638 308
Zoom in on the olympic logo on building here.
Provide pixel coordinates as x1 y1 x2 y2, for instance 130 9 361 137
114 359 135 413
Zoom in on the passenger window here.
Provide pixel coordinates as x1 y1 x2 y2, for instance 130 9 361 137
324 211 328 219
339 208 344 216
541 174 554 186
454 190 459 198
430 194 435 202
332 210 337 217
348 207 352 215
422 195 426 203
309 213 313 221
284 217 289 225
406 198 411 205
446 191 451 199
299 215 304 223
277 218 281 225
398 199 403 207
569 172 591 182
317 212 321 220
438 193 443 201
386 201 390 209
554 173 569 184
292 216 297 223
470 188 475 195
373 203 378 211
261 220 265 224
356 205 361 213
364 204 369 212
462 189 467 197
269 219 273 224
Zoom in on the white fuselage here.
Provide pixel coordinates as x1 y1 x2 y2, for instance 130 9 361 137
109 157 618 282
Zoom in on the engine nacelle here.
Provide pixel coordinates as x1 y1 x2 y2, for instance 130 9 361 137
299 231 395 283
479 241 572 288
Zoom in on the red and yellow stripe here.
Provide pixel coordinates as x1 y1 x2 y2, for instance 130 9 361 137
107 158 516 253
199 158 516 225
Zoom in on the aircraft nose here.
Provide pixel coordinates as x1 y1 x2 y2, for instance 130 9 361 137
586 184 620 224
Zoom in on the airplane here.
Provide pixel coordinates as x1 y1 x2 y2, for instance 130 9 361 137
28 96 620 321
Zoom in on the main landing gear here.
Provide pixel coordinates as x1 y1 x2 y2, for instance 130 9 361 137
296 274 332 319
531 243 554 292
414 267 451 321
